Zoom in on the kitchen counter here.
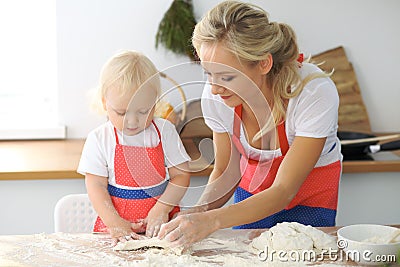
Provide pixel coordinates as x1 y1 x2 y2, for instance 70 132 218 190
0 139 399 180
0 227 379 266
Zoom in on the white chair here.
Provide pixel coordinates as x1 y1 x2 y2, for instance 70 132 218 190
54 194 97 233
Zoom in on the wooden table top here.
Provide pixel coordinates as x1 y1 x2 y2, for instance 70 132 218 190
0 139 399 180
2 225 400 266
0 227 355 267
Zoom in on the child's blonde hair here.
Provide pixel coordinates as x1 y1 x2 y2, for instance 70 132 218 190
94 50 160 112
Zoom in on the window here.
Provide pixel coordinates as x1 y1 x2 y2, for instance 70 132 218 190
0 0 65 139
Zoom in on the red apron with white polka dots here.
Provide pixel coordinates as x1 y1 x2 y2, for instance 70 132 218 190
93 121 179 232
232 105 341 228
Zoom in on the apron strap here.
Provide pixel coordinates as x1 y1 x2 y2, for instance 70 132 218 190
277 121 289 156
152 120 161 140
114 127 119 145
233 105 242 137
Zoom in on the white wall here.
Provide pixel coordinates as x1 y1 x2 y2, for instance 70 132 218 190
0 179 87 235
0 176 224 234
336 173 400 226
1 173 399 234
57 0 400 138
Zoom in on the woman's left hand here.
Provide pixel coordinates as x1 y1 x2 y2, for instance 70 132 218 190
158 212 219 247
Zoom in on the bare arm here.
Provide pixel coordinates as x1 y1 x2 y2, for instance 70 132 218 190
153 161 191 210
145 161 190 237
85 173 143 242
159 136 326 246
209 136 326 228
194 131 241 211
85 173 123 227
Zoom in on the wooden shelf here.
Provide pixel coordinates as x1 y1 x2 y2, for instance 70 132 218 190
0 139 85 180
0 139 399 181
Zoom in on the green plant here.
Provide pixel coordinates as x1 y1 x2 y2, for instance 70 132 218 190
155 0 197 61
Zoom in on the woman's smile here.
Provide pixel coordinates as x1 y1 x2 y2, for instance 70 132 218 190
220 95 232 100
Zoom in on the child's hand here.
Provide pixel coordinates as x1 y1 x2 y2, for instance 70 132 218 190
145 205 170 237
131 219 146 233
109 219 144 246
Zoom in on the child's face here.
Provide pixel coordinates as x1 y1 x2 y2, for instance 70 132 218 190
103 86 157 136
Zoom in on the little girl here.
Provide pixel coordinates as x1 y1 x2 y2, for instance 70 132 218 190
78 50 190 244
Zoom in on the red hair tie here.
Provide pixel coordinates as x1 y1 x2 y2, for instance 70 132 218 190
297 53 304 63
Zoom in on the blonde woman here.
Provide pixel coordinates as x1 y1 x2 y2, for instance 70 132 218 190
159 1 342 246
78 50 190 245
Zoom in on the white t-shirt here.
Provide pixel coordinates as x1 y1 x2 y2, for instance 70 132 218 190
77 118 191 188
201 63 342 167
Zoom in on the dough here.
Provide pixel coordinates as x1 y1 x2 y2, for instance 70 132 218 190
251 222 337 258
363 228 400 244
290 222 337 251
113 237 185 255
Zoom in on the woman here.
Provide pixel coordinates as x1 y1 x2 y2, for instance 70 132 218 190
159 0 342 246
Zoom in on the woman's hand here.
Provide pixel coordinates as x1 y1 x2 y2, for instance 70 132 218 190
158 212 220 247
172 206 207 219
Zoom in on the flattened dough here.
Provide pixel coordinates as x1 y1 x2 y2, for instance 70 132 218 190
113 237 185 255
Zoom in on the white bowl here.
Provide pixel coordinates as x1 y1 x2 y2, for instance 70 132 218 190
337 224 400 265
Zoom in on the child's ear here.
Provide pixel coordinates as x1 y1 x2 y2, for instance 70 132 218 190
259 53 273 75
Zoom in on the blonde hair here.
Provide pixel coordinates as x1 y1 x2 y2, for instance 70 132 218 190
193 1 330 140
95 50 160 111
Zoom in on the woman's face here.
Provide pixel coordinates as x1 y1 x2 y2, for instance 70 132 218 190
199 42 267 108
103 85 157 136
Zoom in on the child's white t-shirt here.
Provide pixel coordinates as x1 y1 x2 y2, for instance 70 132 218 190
77 118 191 188
201 63 342 167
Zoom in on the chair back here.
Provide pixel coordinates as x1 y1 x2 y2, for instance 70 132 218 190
54 194 97 233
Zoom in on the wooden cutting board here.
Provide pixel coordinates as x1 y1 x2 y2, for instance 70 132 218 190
311 46 371 133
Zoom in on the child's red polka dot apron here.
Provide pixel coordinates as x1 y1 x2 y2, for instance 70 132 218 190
93 121 179 232
232 105 341 229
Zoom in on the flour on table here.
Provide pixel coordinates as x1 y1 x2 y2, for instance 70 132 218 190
113 237 186 255
3 230 348 267
251 222 337 260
